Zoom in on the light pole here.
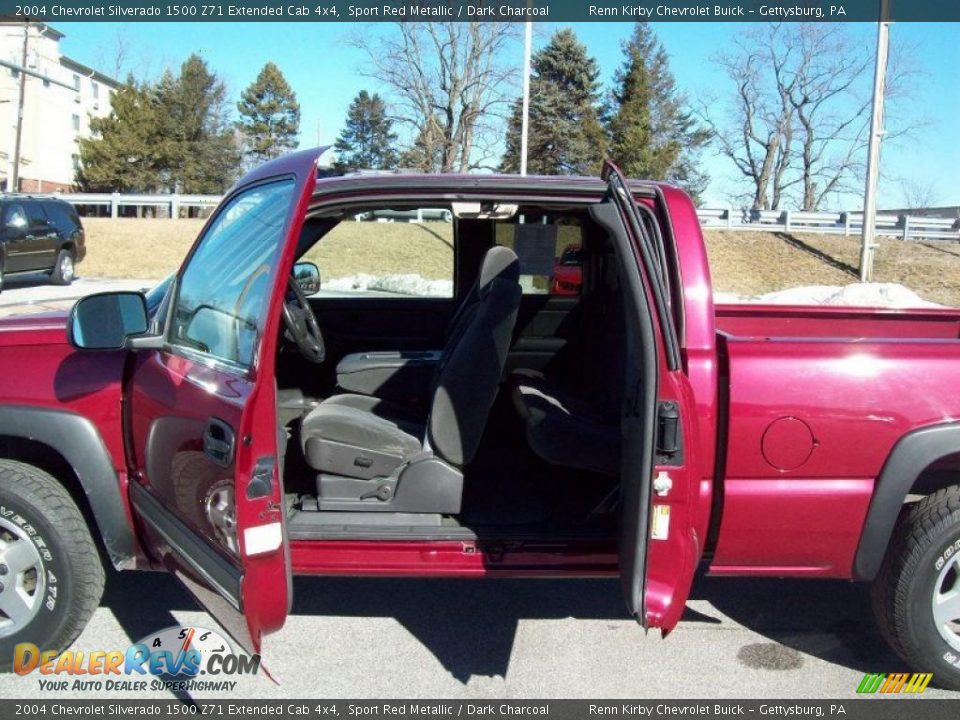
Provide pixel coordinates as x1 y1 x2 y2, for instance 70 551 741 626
859 0 891 282
519 20 532 176
11 21 29 192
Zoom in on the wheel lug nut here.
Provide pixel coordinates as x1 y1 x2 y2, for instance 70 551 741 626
0 564 7 575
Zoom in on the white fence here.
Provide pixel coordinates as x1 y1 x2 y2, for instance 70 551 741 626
697 207 960 242
55 192 221 218
32 192 960 242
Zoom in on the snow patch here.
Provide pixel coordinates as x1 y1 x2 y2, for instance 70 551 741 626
324 273 453 297
714 283 944 309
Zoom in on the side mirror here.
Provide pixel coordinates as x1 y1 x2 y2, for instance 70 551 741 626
69 292 149 350
294 261 321 295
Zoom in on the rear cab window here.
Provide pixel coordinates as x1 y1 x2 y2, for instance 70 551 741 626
494 213 585 297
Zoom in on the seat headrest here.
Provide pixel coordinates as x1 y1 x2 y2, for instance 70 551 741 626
478 246 520 291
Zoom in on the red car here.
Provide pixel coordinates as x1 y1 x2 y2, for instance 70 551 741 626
551 244 582 296
1 150 959 687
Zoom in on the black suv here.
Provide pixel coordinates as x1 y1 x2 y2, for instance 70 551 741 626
0 195 86 292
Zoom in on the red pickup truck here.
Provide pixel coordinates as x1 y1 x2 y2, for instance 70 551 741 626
0 150 958 688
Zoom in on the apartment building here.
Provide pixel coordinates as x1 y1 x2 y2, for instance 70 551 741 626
0 22 119 192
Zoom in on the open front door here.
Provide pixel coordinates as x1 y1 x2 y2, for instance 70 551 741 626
603 160 706 635
125 150 321 654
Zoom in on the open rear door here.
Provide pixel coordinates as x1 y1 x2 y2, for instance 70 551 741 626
125 149 322 654
603 160 706 634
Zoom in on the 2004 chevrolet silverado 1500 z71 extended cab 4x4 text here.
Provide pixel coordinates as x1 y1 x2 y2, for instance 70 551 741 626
0 150 959 686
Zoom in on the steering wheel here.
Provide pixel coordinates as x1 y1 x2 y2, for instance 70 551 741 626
281 275 325 364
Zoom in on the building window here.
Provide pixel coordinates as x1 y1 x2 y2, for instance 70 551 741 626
91 81 99 99
72 74 80 91
72 114 80 132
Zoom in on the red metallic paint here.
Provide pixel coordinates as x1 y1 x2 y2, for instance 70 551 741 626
289 539 619 578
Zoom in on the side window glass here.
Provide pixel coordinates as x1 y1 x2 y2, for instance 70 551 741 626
495 214 584 297
3 204 28 229
302 207 454 297
24 201 50 228
169 179 295 370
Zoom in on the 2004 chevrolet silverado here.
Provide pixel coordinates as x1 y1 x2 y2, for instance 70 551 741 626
0 150 958 687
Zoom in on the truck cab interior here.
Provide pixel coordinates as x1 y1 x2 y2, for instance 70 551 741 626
274 201 630 542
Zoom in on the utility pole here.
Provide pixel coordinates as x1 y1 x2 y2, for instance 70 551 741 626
11 21 29 192
859 0 891 282
519 20 532 176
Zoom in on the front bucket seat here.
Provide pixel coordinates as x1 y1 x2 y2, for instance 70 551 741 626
299 246 522 513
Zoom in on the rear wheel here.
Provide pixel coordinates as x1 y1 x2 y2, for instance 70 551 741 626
0 461 104 672
873 485 960 690
49 248 75 285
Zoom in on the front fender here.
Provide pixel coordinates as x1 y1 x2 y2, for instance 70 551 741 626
853 422 960 580
0 405 135 569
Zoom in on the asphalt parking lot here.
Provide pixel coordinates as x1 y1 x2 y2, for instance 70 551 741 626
0 568 954 700
0 274 150 318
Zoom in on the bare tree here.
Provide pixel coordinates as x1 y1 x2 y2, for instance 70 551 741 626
703 23 923 211
700 29 797 210
352 22 519 173
899 178 941 211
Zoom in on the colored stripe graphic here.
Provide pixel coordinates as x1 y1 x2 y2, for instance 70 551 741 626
856 672 932 694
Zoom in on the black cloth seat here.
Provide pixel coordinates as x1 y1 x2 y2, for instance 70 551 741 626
508 369 620 476
300 395 425 471
299 246 522 489
508 238 624 478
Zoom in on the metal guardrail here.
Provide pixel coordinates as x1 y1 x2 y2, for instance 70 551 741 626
50 191 221 218
14 191 959 242
696 207 960 242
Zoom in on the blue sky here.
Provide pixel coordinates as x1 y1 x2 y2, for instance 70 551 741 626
55 21 959 209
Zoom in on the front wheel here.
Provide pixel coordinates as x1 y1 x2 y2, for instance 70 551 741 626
49 248 76 286
0 461 105 672
873 485 960 690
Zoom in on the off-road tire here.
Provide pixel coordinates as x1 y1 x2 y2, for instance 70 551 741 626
49 248 76 286
872 485 960 690
0 460 104 672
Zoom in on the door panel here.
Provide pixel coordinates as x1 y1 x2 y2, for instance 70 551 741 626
309 296 453 357
286 296 453 397
2 202 31 272
127 152 322 654
603 160 706 634
21 200 58 271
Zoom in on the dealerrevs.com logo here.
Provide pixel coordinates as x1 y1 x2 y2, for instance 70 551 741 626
13 625 260 693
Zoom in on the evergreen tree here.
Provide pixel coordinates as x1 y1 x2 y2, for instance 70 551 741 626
77 78 163 191
606 23 710 199
333 91 398 171
237 62 300 165
155 55 239 194
501 29 605 176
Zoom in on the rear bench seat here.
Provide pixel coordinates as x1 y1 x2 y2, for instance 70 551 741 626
508 369 620 476
507 238 624 477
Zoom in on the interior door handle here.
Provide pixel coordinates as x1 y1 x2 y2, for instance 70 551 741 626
203 418 235 467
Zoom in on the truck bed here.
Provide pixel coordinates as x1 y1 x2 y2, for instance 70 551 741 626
715 303 960 340
709 302 960 578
